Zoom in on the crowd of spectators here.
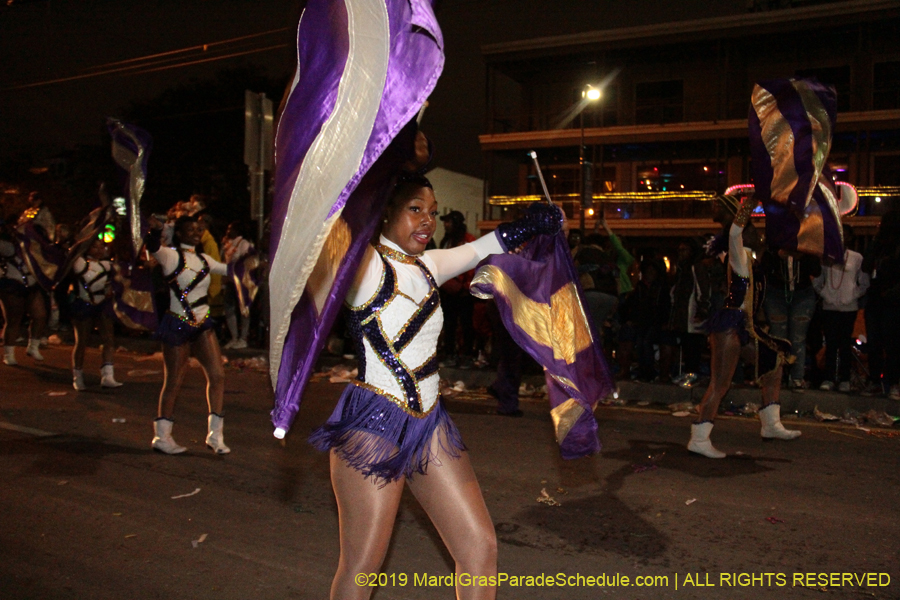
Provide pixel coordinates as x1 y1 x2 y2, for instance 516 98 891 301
433 207 900 401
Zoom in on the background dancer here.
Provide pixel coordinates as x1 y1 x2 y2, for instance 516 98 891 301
145 215 230 455
68 238 122 390
0 220 47 365
688 195 800 458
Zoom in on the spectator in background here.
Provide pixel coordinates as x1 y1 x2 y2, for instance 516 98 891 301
438 210 476 369
761 244 821 392
575 215 625 334
813 224 869 392
197 211 224 322
861 209 900 398
659 238 710 387
18 192 56 241
222 220 255 349
619 258 670 381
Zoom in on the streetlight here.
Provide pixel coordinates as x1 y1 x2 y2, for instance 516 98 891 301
580 85 601 231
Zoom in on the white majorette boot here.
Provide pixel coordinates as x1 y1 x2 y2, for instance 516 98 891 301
759 403 801 440
26 339 44 361
151 418 187 454
687 422 727 458
100 363 123 388
73 368 86 391
206 413 231 454
3 346 17 366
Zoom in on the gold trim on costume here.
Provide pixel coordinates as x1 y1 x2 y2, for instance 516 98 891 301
374 243 419 264
350 379 437 418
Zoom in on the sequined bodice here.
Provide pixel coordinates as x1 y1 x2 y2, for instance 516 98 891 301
165 248 212 325
347 247 443 415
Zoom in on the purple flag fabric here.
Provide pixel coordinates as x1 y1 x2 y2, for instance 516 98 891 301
470 231 614 459
749 78 843 262
268 0 443 434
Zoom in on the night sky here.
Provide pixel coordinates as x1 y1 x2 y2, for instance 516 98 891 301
1 0 748 179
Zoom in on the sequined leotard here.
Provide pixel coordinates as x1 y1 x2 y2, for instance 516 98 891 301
311 233 503 482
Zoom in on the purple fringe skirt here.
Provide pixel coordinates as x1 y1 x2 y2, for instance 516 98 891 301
309 383 465 484
153 312 215 346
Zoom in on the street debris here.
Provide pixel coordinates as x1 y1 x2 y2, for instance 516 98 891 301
636 400 650 406
440 380 467 397
126 369 161 377
669 401 696 414
765 516 784 524
58 480 68 486
47 334 62 345
47 391 67 396
191 533 208 548
124 534 137 539
685 498 697 505
111 418 126 423
135 352 164 362
739 402 760 416
537 488 561 507
171 488 201 500
228 356 269 372
632 464 658 474
865 409 897 428
814 406 840 422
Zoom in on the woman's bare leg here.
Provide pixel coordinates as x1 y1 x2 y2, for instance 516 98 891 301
158 343 190 419
329 449 405 600
697 331 742 422
191 329 225 415
26 288 47 341
1 292 25 346
99 315 116 365
71 318 91 370
759 364 783 408
407 428 498 600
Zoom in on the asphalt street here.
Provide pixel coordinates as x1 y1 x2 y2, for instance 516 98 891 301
0 341 898 600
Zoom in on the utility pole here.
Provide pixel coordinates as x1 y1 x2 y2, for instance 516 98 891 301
244 90 274 246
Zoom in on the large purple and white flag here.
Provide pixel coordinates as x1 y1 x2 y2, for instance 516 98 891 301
749 78 843 262
269 0 444 435
470 231 614 459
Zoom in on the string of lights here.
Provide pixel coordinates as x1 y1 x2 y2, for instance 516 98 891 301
489 186 900 206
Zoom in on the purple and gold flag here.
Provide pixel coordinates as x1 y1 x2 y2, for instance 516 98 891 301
749 78 843 262
470 231 614 459
110 262 158 331
268 0 444 434
16 222 63 292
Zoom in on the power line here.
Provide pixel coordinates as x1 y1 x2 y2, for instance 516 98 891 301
80 27 292 72
3 27 293 91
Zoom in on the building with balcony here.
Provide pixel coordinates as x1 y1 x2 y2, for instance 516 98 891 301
477 0 900 247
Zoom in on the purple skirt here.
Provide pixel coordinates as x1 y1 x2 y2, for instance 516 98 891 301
69 298 109 321
153 312 215 346
309 383 465 485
